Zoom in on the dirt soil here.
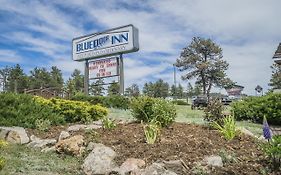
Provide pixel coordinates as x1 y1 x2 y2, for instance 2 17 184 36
29 122 279 175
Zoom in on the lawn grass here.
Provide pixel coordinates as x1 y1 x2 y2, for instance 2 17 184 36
0 144 83 175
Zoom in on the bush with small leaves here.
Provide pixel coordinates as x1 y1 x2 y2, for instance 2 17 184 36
204 98 225 125
130 96 176 127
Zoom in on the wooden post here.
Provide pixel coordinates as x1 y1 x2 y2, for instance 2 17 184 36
84 59 89 95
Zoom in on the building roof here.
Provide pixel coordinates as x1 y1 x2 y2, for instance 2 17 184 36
273 43 281 64
273 43 281 58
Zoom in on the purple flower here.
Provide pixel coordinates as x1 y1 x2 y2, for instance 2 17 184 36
263 116 272 140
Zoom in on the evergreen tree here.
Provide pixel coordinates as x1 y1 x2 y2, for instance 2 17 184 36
177 83 184 99
6 64 29 93
125 84 140 97
89 79 105 96
107 81 120 95
50 66 64 90
175 37 233 98
29 67 52 89
269 63 281 90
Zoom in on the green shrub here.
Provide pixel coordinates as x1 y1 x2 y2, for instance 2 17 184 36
262 135 281 170
211 115 238 140
172 100 189 105
35 97 108 123
130 96 176 127
35 119 51 132
0 93 108 128
71 94 129 110
231 93 281 125
204 98 225 125
0 93 65 128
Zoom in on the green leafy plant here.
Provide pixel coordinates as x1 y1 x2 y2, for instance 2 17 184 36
130 96 176 127
143 121 160 144
231 93 281 124
211 115 238 140
262 135 281 170
35 118 51 132
204 98 225 125
0 93 65 128
102 117 116 130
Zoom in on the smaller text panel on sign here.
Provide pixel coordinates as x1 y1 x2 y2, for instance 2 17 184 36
89 57 118 79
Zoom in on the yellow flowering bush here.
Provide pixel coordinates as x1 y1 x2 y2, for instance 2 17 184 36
0 139 8 170
35 97 108 123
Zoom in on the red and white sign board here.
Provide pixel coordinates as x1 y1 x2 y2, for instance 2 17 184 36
89 57 118 79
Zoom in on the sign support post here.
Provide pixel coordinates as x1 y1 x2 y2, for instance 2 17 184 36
84 59 89 95
119 54 124 95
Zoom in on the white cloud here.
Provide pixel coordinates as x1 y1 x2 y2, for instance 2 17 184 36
0 49 22 63
0 0 280 95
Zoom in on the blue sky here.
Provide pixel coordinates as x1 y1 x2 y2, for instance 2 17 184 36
0 0 281 95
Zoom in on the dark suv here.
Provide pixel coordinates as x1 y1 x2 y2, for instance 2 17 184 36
191 95 208 110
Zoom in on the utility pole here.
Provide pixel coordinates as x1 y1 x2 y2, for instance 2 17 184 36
173 64 177 100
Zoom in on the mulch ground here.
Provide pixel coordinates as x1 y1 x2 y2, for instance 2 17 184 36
28 122 279 175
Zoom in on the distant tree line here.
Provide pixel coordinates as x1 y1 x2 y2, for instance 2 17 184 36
0 64 203 99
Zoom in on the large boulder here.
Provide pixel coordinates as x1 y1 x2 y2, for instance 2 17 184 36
55 135 84 156
27 135 56 148
0 126 29 144
82 143 117 175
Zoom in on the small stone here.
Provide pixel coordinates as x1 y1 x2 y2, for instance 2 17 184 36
27 135 57 148
141 163 178 175
85 124 102 130
203 155 223 167
86 142 95 151
58 131 70 141
119 158 145 174
55 135 84 156
67 125 86 132
41 146 56 153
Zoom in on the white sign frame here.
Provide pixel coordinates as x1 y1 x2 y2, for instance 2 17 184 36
72 24 139 61
89 57 119 79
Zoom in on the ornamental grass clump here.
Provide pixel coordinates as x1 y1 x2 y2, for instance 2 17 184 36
143 121 160 144
211 115 238 140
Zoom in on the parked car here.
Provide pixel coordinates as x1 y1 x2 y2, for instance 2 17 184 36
191 95 208 110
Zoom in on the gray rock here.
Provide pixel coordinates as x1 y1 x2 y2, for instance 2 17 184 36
41 146 56 153
27 135 56 148
118 158 145 175
238 127 255 137
67 124 86 132
203 155 223 167
85 124 102 130
82 143 117 175
155 160 189 174
58 131 70 141
0 126 29 144
141 163 178 175
86 142 95 151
